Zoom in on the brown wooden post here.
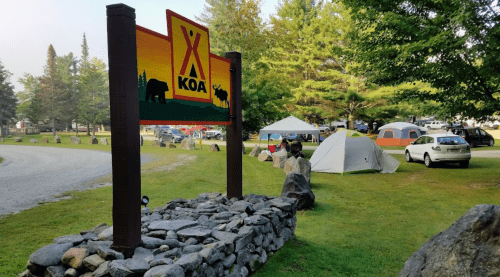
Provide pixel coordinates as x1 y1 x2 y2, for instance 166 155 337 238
225 51 242 199
106 3 141 257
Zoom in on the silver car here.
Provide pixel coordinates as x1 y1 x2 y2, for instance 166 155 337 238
159 129 187 143
405 134 471 168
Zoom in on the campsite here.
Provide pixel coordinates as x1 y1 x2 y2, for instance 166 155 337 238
1 132 499 276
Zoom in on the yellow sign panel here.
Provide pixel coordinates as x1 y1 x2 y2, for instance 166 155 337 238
137 10 231 125
169 12 211 103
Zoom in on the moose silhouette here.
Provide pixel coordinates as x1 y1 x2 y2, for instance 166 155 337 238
213 84 228 108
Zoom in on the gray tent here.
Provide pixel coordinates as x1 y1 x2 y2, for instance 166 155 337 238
310 130 400 174
259 116 321 145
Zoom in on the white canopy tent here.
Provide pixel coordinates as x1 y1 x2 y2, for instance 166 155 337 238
258 116 321 145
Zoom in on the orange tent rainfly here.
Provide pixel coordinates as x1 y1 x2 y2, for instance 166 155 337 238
376 122 423 146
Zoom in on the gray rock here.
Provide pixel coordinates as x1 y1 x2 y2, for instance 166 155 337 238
97 227 113 241
165 230 177 240
85 241 113 255
133 247 154 263
93 261 110 277
281 172 315 209
244 215 270 225
44 265 65 277
53 234 84 245
29 242 73 267
101 138 108 145
211 230 239 243
63 267 78 277
82 232 98 241
253 201 272 210
182 244 203 254
252 233 263 247
30 139 38 143
163 248 182 259
71 136 81 144
144 264 185 277
89 136 98 144
269 198 293 212
148 220 198 232
150 258 173 267
398 204 500 277
162 239 180 249
177 227 212 241
273 236 284 250
240 265 249 277
54 136 61 143
86 223 109 235
108 259 135 277
184 237 199 246
236 248 252 266
147 230 167 239
279 228 293 242
209 212 233 221
258 151 272 162
209 144 220 152
14 137 22 142
96 245 124 260
249 146 261 157
272 149 288 168
125 258 151 274
259 250 267 264
141 236 167 249
229 201 252 213
174 252 203 271
222 254 236 268
83 254 106 271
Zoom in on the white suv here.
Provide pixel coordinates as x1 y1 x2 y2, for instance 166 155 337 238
405 134 471 168
424 121 449 129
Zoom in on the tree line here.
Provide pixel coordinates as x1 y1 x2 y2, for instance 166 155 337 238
1 0 497 136
15 34 109 137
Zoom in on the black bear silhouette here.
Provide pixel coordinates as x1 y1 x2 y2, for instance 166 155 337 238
146 78 169 104
213 84 228 108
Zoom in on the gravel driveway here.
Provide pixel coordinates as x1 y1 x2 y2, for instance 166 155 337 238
0 145 149 217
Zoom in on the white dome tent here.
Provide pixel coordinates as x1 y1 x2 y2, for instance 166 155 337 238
310 130 400 174
258 116 321 145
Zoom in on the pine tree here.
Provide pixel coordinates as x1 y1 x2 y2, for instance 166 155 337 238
40 44 66 136
0 60 17 136
57 53 79 132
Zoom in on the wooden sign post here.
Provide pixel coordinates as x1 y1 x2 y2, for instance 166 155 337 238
106 4 242 255
106 4 141 256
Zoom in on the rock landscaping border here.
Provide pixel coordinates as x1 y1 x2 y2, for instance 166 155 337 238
21 192 297 277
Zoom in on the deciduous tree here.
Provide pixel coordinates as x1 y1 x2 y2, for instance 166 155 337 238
342 0 500 120
0 61 17 135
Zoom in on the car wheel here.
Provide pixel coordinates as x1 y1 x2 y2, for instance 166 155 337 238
216 134 222 140
424 154 433 168
459 161 469 168
470 141 476 148
489 139 494 146
405 151 413 162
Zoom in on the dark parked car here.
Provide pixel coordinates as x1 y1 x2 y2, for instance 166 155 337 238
154 125 170 138
159 129 188 143
446 127 495 147
355 125 368 133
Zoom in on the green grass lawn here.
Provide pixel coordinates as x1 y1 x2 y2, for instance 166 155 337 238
1 134 500 276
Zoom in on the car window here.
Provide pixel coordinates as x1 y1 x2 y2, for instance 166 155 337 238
409 131 418 139
383 131 394 138
427 137 434 144
437 137 466 145
414 137 425 144
475 129 480 135
479 129 487 136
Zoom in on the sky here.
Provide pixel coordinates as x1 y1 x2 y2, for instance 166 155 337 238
0 0 280 93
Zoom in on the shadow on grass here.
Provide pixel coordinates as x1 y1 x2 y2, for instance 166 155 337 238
255 237 383 277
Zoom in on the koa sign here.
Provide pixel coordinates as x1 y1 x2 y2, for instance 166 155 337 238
137 10 231 125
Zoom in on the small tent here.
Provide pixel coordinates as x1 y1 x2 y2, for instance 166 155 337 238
310 130 400 174
376 122 421 146
259 116 321 145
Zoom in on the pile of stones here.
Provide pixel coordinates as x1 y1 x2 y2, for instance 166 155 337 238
21 192 297 277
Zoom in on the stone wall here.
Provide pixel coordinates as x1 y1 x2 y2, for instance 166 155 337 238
21 193 297 277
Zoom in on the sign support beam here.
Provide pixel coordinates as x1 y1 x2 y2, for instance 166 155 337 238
225 51 242 199
106 3 141 257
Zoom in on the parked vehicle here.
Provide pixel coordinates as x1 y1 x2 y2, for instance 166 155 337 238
154 126 170 138
318 124 330 132
446 127 495 147
204 129 224 140
405 134 471 168
355 125 368 133
158 129 187 143
424 121 449 129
